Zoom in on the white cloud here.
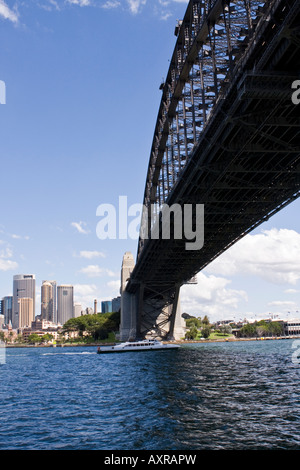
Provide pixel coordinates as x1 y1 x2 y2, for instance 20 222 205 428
49 0 61 9
0 259 18 271
79 264 119 279
155 0 188 20
71 221 90 235
73 283 98 308
40 0 61 11
0 247 13 259
0 0 18 23
102 0 121 9
79 264 104 277
267 300 299 316
77 250 106 259
127 0 146 14
74 283 98 296
0 246 18 271
181 272 247 321
206 228 300 285
66 0 91 6
107 279 120 291
268 300 296 308
35 0 187 18
11 233 30 240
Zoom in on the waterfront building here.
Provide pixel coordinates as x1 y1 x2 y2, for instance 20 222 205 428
42 280 57 323
57 285 74 325
18 297 34 328
31 319 61 330
101 300 112 313
2 321 18 343
22 319 62 342
13 275 36 329
2 296 13 326
283 319 300 336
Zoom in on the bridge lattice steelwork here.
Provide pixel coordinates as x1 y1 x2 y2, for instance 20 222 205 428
120 0 300 340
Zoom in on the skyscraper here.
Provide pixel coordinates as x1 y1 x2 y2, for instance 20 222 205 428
57 285 73 325
101 300 112 313
74 303 82 318
41 281 54 322
42 280 57 323
18 298 34 328
13 275 36 329
2 296 13 326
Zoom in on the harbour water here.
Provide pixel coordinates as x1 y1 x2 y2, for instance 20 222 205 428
1 339 300 450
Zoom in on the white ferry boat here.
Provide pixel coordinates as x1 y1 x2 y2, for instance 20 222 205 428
97 339 180 354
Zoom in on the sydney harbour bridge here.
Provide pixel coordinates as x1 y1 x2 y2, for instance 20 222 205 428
119 0 300 341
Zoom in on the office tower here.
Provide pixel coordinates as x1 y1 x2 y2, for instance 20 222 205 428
47 281 57 323
41 281 57 323
112 296 121 312
73 303 82 318
13 275 36 329
2 296 13 326
101 300 112 313
0 299 2 328
57 285 74 325
18 298 34 328
41 281 54 322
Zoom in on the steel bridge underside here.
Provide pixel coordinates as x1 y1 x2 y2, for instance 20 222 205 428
125 0 300 336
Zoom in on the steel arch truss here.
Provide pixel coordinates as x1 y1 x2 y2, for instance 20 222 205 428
122 0 300 341
138 0 268 257
137 283 181 339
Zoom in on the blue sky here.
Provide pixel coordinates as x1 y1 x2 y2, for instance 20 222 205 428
0 0 300 323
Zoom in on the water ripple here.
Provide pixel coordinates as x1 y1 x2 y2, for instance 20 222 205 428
1 341 300 449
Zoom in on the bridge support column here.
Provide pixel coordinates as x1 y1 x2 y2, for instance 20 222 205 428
120 288 185 341
119 251 185 341
137 284 185 340
119 252 137 341
167 284 183 341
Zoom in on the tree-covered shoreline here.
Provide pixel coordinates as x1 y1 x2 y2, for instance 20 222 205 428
236 319 284 338
62 311 120 342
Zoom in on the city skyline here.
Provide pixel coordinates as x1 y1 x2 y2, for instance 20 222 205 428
1 271 120 327
0 0 300 323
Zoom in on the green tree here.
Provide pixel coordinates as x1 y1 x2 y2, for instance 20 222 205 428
201 325 211 338
185 318 200 329
218 324 232 335
269 321 284 336
185 326 198 340
41 333 54 343
28 334 41 344
16 334 24 343
63 311 120 341
237 323 257 338
237 320 283 338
